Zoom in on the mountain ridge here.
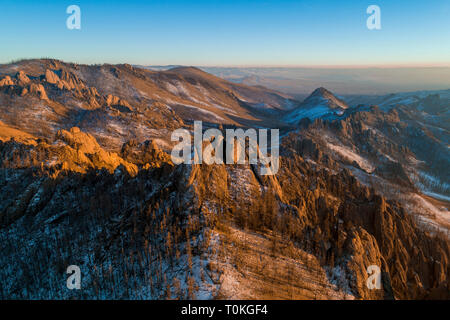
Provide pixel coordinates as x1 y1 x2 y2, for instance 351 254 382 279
284 87 348 123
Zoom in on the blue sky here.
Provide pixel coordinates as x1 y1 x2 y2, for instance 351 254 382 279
0 0 449 66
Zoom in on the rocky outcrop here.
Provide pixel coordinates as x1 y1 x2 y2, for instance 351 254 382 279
45 68 87 92
0 76 14 87
106 94 133 112
0 127 137 176
16 71 30 85
44 69 60 84
0 71 48 100
121 139 172 168
53 127 138 175
28 83 48 100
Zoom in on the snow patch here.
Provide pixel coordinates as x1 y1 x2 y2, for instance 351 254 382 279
327 143 374 172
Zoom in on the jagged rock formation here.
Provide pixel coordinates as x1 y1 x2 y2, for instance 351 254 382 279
0 76 14 87
0 126 137 177
16 71 30 86
120 139 173 168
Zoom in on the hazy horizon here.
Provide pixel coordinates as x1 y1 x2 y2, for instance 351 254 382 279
3 58 450 95
147 65 450 95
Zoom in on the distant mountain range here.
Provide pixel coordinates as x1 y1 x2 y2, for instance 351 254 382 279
140 65 450 96
0 59 449 300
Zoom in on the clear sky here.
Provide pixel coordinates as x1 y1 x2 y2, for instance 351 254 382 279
0 0 449 66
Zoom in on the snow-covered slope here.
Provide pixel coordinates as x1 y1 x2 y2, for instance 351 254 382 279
285 87 348 123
